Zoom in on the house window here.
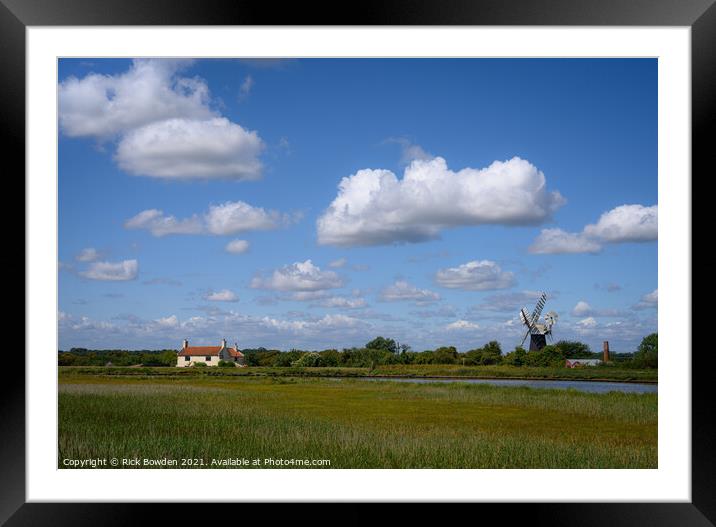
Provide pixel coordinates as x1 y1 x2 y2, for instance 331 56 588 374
184 356 190 362
206 356 212 361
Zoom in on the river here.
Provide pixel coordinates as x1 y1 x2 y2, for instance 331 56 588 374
338 376 657 394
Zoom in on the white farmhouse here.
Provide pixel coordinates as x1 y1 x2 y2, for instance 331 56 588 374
176 339 245 367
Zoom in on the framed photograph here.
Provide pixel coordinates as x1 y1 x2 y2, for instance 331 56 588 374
6 0 710 522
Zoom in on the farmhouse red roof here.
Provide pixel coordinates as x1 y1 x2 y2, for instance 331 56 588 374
178 346 221 357
178 345 244 357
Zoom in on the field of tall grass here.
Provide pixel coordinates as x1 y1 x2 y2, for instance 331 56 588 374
58 363 658 382
59 373 657 469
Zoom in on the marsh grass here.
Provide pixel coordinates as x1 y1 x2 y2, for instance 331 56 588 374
59 364 657 382
59 375 657 469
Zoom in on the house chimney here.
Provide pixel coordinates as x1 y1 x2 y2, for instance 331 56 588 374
221 338 226 349
182 339 188 349
603 341 610 362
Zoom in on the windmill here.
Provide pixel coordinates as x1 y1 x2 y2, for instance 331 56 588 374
518 292 559 351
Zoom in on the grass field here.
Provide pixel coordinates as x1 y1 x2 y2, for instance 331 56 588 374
58 363 658 382
59 371 657 469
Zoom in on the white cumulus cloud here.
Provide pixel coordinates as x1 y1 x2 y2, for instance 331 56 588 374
204 289 239 302
577 316 598 328
530 204 657 254
115 117 264 180
79 259 138 281
529 228 602 254
328 258 347 268
313 296 367 309
204 201 284 235
446 320 480 331
583 204 658 243
76 247 100 262
125 201 288 237
250 260 344 292
572 301 593 317
59 59 266 181
124 209 203 236
633 288 658 310
435 260 515 291
58 59 213 139
225 239 250 254
317 156 565 247
380 280 440 304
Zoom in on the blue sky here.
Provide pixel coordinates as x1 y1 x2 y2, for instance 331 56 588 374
58 58 657 352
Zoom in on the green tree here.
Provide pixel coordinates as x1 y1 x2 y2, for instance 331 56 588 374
634 333 658 368
365 336 398 354
554 340 592 359
432 346 458 364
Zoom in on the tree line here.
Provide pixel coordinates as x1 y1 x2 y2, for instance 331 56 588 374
58 333 657 369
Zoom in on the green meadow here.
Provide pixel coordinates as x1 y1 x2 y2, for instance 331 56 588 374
59 371 657 469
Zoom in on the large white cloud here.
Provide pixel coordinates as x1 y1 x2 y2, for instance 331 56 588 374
125 201 287 237
530 204 657 254
379 280 440 303
115 118 264 180
59 59 266 181
79 259 138 281
59 59 213 138
250 260 344 292
435 260 515 291
583 204 658 243
317 156 565 247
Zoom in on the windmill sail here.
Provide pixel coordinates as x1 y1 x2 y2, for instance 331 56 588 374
530 293 547 326
519 292 551 348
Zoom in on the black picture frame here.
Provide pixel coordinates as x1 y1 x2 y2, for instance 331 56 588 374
3 0 709 523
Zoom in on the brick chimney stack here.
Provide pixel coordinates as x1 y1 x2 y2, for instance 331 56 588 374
182 339 188 349
603 341 610 362
221 338 227 349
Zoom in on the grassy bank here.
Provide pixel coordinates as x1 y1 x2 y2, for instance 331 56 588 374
59 374 657 468
59 364 657 382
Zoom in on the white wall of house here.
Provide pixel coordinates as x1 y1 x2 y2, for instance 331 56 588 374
177 355 220 367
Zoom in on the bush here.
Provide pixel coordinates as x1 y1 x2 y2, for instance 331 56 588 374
524 345 566 368
432 346 459 364
274 350 303 367
218 360 236 368
463 342 503 365
192 362 208 368
292 352 323 368
503 346 527 366
319 349 340 367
